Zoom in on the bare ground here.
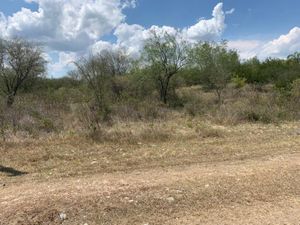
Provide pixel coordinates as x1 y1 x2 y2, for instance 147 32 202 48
0 120 300 224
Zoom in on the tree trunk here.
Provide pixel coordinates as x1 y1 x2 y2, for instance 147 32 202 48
6 93 15 107
215 89 222 106
162 86 168 104
159 76 171 104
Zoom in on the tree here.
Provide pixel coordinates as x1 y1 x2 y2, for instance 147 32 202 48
237 57 261 84
101 49 132 98
287 52 300 64
74 53 111 106
73 51 121 125
189 41 240 104
101 49 131 76
0 38 46 107
143 31 189 104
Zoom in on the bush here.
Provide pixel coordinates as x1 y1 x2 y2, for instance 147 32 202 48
178 86 217 116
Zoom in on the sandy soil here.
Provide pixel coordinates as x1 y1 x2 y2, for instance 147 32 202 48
1 153 300 224
1 121 300 224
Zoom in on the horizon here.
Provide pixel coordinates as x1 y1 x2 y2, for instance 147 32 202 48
1 0 300 77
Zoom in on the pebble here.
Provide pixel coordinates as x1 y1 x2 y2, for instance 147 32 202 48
59 212 67 220
166 197 175 203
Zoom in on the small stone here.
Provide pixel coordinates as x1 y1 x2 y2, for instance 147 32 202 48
166 197 175 203
59 212 67 220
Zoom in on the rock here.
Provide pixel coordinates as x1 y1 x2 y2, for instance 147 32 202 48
59 212 67 220
91 161 98 165
166 197 175 203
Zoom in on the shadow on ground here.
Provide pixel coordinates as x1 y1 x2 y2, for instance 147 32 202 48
0 165 28 177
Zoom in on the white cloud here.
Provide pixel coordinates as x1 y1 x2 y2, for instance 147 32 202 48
229 27 300 60
228 40 263 59
0 12 6 35
0 1 231 76
1 0 134 52
47 51 77 76
183 3 226 42
225 8 235 15
93 3 228 58
260 27 300 58
112 24 179 57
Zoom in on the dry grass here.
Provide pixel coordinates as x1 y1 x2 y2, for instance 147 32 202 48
0 116 300 224
1 117 299 182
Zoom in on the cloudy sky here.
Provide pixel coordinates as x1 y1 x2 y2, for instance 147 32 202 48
1 0 300 77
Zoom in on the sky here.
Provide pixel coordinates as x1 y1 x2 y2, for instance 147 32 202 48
1 0 300 77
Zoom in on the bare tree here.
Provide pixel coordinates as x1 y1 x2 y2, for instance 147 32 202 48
0 38 46 107
73 52 115 126
101 49 131 76
143 31 189 104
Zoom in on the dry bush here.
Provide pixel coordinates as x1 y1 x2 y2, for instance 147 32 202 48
0 98 8 141
71 99 172 143
87 123 171 144
180 84 292 125
0 95 62 140
71 102 105 133
112 99 169 122
213 86 282 124
288 79 300 118
178 86 216 116
194 122 225 138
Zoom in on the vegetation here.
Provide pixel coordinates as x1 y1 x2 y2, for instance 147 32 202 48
142 31 188 104
188 41 240 104
0 33 299 141
0 38 46 107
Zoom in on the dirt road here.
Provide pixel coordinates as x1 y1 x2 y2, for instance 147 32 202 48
1 152 300 225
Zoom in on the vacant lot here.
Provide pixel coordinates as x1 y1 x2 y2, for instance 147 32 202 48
1 119 300 225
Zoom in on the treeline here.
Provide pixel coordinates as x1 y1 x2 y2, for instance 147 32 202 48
0 33 299 138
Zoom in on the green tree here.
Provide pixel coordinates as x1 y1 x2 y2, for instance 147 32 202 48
0 38 46 107
287 52 300 64
237 57 261 84
143 31 189 104
189 41 240 104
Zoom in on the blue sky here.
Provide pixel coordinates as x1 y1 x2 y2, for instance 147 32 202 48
1 0 300 77
124 0 300 40
4 0 299 39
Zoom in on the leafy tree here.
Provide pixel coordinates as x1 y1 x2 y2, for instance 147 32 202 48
237 57 262 84
143 31 189 104
0 38 46 107
287 52 300 64
189 41 240 104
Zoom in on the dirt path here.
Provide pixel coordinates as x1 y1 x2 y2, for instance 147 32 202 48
1 152 300 225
